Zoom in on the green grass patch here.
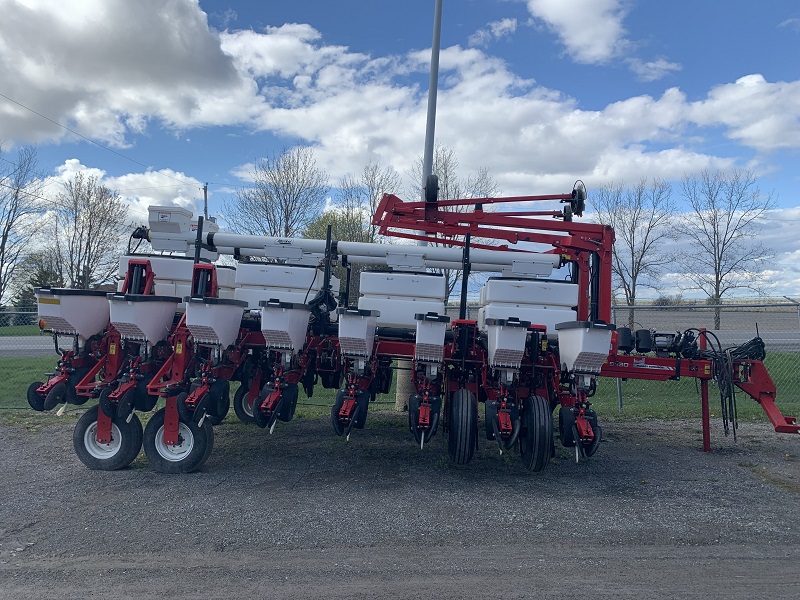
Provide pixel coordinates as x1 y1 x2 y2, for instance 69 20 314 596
592 351 800 423
3 352 798 424
0 324 40 336
0 355 59 409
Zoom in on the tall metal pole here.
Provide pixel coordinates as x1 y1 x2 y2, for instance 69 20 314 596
422 0 443 187
203 183 209 220
399 0 443 413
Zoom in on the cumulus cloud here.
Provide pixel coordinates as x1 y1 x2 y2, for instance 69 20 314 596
689 75 800 151
526 0 630 63
1 1 800 199
41 159 203 226
0 0 257 146
468 18 518 47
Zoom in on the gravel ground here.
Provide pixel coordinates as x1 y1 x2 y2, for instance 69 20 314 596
1 409 799 599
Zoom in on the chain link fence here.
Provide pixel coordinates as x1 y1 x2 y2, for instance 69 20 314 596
603 304 800 421
4 305 799 419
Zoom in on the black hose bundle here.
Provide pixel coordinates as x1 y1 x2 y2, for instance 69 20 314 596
685 329 766 441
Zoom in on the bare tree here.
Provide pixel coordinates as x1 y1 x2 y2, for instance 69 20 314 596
338 160 401 243
0 145 44 304
9 247 63 310
50 172 129 288
679 168 775 328
408 145 500 296
224 147 329 237
592 178 676 327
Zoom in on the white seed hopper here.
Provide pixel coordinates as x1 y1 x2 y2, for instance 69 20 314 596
485 317 530 369
35 288 110 341
555 321 615 374
185 297 247 347
414 312 450 363
259 300 311 354
107 293 181 344
337 308 379 358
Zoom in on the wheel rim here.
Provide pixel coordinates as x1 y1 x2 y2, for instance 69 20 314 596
242 390 254 418
154 423 194 462
83 421 123 459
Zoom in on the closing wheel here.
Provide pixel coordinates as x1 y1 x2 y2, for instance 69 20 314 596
27 382 45 412
73 405 143 471
98 386 117 419
277 383 299 423
43 381 67 411
448 389 477 465
143 408 214 474
67 367 92 405
206 379 231 426
558 405 577 447
133 377 159 412
233 384 255 424
585 423 602 457
116 389 136 421
519 395 553 472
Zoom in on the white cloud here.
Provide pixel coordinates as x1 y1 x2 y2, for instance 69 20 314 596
627 58 683 82
779 18 800 32
1 2 800 203
468 18 518 47
526 0 630 63
0 0 256 146
42 159 203 226
689 75 800 151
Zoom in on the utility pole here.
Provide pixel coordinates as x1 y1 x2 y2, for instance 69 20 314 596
203 183 208 220
398 0 444 412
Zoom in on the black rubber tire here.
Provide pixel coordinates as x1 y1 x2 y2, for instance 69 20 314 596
67 367 92 405
277 383 299 423
176 391 193 422
73 405 143 471
98 386 117 419
408 394 420 433
558 405 577 447
320 370 343 389
330 389 347 436
233 384 255 424
519 395 553 472
43 381 67 411
448 389 477 465
133 377 159 412
206 379 231 426
585 423 602 457
252 386 271 429
116 389 136 421
143 408 214 474
27 381 45 412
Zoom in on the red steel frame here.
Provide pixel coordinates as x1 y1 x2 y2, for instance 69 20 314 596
372 190 800 446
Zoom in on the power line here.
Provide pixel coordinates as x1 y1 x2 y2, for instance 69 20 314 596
0 91 199 188
0 179 50 203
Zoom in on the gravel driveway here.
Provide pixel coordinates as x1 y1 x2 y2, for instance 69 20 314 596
1 410 799 599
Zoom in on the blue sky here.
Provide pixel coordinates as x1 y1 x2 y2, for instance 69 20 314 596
1 0 800 296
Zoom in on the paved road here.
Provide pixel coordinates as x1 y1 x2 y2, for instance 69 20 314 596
4 330 800 358
0 335 56 357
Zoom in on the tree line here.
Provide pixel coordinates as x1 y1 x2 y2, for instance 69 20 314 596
593 170 774 328
1 143 774 329
1 146 129 310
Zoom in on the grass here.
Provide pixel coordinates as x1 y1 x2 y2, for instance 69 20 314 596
2 351 799 426
0 324 40 336
591 351 800 423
